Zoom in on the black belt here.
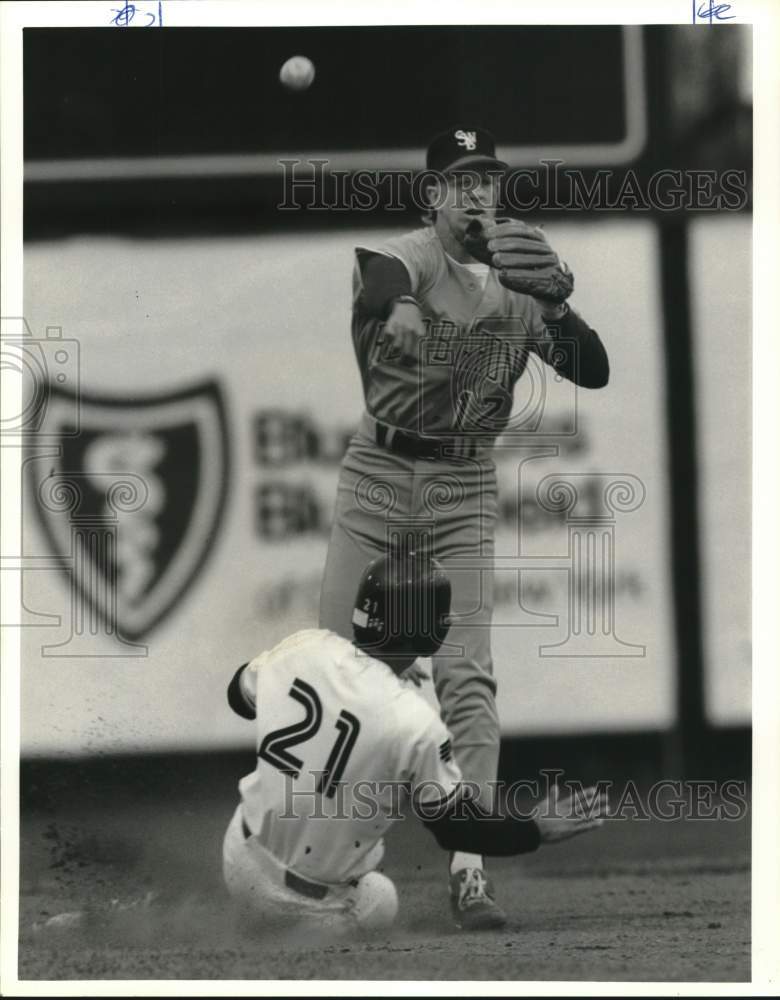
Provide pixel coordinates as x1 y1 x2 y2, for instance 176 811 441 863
374 420 481 460
241 816 329 900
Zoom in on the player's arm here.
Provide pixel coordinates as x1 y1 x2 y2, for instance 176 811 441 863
420 787 542 855
227 662 257 720
420 783 607 854
405 719 606 855
358 253 414 319
536 305 610 389
355 248 426 366
464 217 609 388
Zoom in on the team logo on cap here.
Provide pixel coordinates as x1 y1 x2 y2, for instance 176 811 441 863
29 380 230 640
454 129 477 151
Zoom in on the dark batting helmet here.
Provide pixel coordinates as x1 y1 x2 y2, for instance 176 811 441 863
351 551 452 659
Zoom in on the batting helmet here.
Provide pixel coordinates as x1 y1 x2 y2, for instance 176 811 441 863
351 550 452 659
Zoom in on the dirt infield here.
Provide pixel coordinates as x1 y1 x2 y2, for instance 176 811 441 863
18 774 749 982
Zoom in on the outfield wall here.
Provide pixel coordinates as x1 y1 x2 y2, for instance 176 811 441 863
18 215 749 755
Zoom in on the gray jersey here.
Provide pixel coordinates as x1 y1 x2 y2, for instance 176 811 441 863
352 226 549 436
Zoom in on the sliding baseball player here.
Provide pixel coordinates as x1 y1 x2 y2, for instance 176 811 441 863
225 550 607 932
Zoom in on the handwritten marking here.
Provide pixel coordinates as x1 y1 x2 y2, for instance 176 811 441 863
110 0 163 26
110 1 135 25
693 0 735 23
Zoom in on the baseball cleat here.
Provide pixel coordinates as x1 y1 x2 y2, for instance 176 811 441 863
449 867 507 930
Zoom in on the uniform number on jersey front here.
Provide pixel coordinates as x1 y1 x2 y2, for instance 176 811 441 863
257 677 361 798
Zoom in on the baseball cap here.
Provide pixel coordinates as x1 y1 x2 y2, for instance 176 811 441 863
426 126 507 175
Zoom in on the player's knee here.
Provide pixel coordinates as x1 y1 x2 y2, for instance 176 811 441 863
437 667 499 724
434 654 496 692
351 872 398 931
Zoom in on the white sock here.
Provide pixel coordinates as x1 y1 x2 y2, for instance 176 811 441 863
450 851 483 875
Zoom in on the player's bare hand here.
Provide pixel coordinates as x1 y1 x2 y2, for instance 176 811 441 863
400 663 430 687
383 301 426 367
534 784 609 844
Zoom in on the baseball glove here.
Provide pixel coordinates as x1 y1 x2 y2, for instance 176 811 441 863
464 217 574 305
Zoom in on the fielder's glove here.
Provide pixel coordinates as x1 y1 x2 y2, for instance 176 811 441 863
464 217 574 305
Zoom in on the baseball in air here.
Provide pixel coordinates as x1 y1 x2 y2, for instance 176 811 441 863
279 55 316 92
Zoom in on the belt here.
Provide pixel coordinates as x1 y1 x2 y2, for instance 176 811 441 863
365 414 489 461
241 815 330 901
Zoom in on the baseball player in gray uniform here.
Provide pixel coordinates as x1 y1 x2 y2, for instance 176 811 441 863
225 551 607 933
319 127 610 928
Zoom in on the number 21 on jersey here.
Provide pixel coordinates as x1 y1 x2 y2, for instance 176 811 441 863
257 677 361 799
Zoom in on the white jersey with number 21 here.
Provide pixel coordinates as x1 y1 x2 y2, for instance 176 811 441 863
238 629 462 884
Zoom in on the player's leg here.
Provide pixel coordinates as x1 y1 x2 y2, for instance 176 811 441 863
292 871 398 936
429 458 500 811
432 610 499 810
434 580 504 930
426 459 504 929
320 436 413 635
222 805 297 922
223 807 332 925
319 508 377 637
224 807 397 932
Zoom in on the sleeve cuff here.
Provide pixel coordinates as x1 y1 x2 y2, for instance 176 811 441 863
227 663 256 720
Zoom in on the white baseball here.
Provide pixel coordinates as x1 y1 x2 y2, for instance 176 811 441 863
279 55 316 92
